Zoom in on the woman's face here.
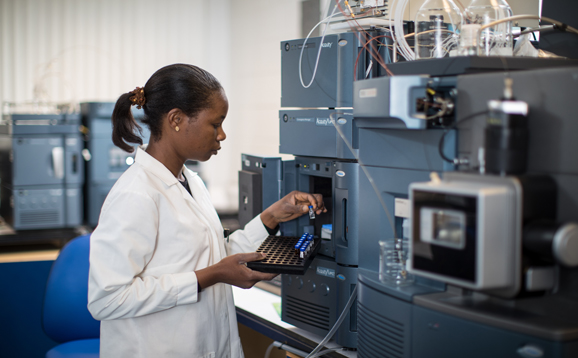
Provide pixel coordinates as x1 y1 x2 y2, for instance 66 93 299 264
182 89 229 162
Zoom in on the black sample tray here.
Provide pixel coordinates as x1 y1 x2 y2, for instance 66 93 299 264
247 235 321 275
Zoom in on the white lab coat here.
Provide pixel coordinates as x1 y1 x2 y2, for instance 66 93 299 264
87 147 269 358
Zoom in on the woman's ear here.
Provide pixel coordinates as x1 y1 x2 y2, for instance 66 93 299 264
166 108 185 131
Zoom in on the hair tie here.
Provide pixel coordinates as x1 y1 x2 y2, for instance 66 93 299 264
129 87 146 109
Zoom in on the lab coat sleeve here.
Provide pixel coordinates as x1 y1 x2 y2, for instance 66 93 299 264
87 189 199 321
226 214 269 255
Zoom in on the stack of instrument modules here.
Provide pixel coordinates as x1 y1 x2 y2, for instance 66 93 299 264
0 112 84 230
81 102 150 227
275 31 381 349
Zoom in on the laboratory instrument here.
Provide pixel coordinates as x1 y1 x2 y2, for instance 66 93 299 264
81 102 150 227
241 1 578 355
0 112 84 230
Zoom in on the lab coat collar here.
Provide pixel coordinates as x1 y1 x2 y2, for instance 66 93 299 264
134 146 198 188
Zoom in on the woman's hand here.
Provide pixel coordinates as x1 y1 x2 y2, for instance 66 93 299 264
260 191 327 230
195 252 277 290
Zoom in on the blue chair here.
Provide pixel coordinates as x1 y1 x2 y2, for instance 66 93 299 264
43 234 100 358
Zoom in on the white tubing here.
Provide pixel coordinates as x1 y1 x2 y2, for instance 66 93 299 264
305 285 358 358
390 0 415 61
299 1 341 89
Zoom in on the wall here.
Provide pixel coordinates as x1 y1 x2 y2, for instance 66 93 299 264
0 0 227 104
0 0 301 213
204 0 301 212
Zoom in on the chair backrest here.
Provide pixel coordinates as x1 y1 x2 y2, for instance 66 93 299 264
43 234 100 343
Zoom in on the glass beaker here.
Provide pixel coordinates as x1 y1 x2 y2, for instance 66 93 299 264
458 24 482 56
464 0 513 56
379 238 414 286
414 0 463 59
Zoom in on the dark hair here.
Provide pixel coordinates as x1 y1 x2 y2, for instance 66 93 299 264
111 64 223 152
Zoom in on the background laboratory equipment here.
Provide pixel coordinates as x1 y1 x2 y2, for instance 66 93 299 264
0 111 84 231
81 102 150 227
414 0 463 59
465 0 514 56
238 154 282 229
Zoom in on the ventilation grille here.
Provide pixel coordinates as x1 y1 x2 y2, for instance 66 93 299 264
358 302 405 358
20 210 59 226
285 295 331 331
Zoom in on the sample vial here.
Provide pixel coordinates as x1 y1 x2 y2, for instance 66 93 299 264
295 239 304 252
300 241 310 258
309 205 315 219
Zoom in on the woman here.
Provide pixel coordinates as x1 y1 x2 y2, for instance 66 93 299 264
87 64 326 358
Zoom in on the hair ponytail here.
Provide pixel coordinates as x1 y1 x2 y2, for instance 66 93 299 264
111 92 144 153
